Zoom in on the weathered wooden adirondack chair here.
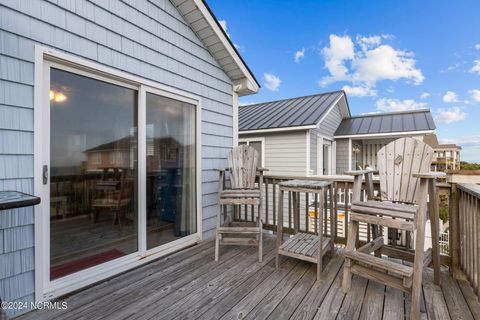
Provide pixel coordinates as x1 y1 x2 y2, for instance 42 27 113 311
342 137 445 320
215 145 266 262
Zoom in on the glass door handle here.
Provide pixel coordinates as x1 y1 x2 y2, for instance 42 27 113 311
43 165 48 185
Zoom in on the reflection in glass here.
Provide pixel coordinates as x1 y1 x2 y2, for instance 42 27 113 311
49 68 138 280
146 93 196 250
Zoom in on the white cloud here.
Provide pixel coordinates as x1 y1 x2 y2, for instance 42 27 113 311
442 91 459 103
471 60 480 74
436 107 466 124
375 98 427 112
320 34 424 92
469 89 480 102
294 48 305 63
263 73 281 91
420 92 430 99
475 44 480 50
239 101 256 106
320 35 355 84
218 19 230 37
342 85 377 97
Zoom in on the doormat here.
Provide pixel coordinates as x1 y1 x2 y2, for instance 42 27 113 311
50 249 125 280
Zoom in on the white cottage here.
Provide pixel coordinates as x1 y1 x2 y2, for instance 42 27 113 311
0 0 258 316
239 91 436 176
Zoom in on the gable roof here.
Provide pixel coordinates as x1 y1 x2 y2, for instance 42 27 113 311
334 109 436 138
239 91 348 132
171 0 259 96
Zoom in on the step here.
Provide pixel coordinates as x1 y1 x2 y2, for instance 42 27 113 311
344 250 413 278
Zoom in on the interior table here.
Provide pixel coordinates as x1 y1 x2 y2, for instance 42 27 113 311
275 180 335 280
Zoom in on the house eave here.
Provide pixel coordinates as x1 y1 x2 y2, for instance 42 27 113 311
171 0 259 96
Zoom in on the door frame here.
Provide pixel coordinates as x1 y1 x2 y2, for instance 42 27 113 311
33 45 203 301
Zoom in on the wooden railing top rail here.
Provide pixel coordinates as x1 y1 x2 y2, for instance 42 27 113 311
263 174 380 184
457 183 480 198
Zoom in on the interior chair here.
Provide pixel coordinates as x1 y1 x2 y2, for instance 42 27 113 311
215 145 266 262
342 137 444 320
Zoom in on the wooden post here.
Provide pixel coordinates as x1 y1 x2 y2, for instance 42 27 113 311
450 183 462 279
276 189 284 269
428 179 441 285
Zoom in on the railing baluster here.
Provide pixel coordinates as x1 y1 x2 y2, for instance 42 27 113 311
305 192 309 233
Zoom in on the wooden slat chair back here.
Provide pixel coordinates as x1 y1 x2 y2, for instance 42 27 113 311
215 145 265 263
342 137 444 320
227 144 259 189
377 137 434 204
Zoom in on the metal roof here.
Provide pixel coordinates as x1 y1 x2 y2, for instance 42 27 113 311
239 91 345 131
334 109 436 137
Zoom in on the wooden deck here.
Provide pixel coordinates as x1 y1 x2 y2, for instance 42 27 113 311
20 235 480 320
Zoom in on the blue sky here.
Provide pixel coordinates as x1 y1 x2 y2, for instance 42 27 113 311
208 0 480 162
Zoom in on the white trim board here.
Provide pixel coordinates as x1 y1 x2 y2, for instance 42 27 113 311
239 125 315 135
334 130 435 139
34 45 203 302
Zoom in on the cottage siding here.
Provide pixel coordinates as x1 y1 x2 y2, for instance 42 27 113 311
309 103 342 175
335 138 350 174
241 131 307 176
315 102 343 137
310 132 317 175
0 0 235 314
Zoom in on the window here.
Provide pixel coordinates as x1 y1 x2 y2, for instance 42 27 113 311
239 139 264 167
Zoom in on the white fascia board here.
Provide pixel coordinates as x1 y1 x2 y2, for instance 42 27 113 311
315 93 346 128
239 125 316 135
334 130 435 139
193 0 259 95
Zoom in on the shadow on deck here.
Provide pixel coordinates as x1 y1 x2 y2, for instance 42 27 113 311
19 234 480 320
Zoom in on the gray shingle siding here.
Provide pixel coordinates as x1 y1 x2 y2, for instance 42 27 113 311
0 0 236 315
315 102 343 137
335 138 350 174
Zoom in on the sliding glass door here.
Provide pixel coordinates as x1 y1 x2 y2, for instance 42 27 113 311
41 57 199 294
49 68 138 280
145 92 197 250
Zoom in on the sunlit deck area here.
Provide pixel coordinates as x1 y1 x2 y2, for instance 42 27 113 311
19 234 480 320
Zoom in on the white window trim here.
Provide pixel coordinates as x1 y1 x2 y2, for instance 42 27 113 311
238 137 265 167
34 45 203 301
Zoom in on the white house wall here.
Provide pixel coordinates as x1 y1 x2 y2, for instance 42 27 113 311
241 131 308 176
0 0 235 315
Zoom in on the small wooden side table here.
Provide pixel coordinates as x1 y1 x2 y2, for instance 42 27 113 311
276 180 334 280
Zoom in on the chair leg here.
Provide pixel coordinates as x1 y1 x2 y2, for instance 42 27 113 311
410 183 429 320
342 219 359 293
215 202 222 262
258 216 263 263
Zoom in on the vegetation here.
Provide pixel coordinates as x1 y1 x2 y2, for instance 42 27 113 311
460 161 480 170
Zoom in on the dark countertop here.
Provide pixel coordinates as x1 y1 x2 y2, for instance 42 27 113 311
0 191 41 210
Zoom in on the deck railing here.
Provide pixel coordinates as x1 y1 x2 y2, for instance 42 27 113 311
455 183 480 297
233 173 480 300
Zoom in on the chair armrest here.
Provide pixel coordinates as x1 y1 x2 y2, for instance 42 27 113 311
214 168 230 172
344 169 374 176
257 167 269 172
412 172 446 179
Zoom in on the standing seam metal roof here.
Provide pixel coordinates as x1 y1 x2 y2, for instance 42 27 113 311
239 91 344 131
334 109 436 136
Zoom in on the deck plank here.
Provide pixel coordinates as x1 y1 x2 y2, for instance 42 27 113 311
335 275 369 320
289 254 344 320
217 258 299 320
243 262 310 320
457 279 480 320
441 272 475 320
359 280 385 320
16 235 478 320
422 269 451 320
